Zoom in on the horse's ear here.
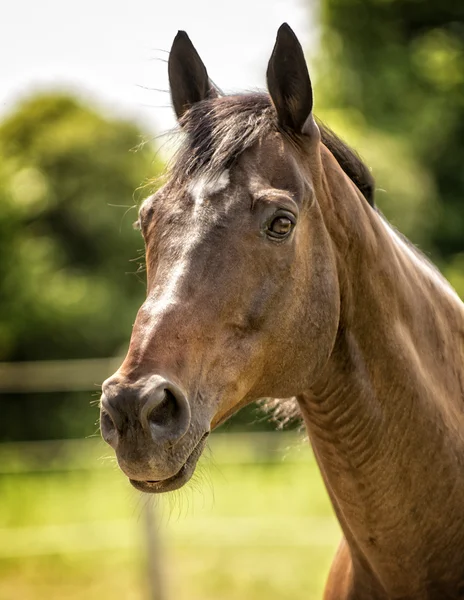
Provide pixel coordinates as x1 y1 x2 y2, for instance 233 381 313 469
266 23 314 134
168 30 218 121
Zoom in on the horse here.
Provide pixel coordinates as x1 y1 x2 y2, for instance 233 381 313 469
100 24 464 599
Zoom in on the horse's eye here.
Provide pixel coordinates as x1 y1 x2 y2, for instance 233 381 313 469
267 214 295 239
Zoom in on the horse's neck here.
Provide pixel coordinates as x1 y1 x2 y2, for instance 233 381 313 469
299 161 464 595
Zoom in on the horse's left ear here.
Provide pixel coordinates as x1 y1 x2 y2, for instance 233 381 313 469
168 30 218 121
266 24 314 135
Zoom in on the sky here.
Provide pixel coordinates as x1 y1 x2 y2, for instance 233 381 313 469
1 0 317 137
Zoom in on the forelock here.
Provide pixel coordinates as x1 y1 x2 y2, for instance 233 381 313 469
170 93 277 184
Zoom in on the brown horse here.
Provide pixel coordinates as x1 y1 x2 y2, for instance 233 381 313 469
100 24 464 599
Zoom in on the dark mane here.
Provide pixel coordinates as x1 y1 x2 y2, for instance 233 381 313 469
317 121 375 206
170 92 375 207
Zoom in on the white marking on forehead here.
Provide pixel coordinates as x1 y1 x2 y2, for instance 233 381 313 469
150 230 205 314
152 259 187 313
142 172 231 318
188 170 230 212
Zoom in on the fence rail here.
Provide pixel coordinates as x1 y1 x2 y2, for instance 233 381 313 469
0 431 305 475
0 357 122 392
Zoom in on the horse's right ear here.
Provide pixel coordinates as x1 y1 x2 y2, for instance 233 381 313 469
168 31 218 121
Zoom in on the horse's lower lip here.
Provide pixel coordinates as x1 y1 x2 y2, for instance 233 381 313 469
129 432 209 494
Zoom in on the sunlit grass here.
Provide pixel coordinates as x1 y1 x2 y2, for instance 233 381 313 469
0 433 340 600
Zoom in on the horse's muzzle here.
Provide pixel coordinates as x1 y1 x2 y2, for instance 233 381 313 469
100 374 192 451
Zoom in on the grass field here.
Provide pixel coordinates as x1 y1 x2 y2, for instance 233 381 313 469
0 433 340 600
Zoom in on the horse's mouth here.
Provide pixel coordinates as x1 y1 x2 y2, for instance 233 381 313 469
129 432 209 494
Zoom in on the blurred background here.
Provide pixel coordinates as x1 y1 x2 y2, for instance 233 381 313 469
1 0 463 599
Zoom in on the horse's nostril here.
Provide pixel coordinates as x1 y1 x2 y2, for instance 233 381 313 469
100 375 191 448
148 389 177 427
100 408 118 447
142 381 191 444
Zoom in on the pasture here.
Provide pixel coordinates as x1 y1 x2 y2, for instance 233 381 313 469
0 432 339 600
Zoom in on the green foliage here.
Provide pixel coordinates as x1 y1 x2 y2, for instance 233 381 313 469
0 93 162 361
316 1 464 269
0 93 163 440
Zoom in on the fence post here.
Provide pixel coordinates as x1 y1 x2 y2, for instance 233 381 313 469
143 501 166 600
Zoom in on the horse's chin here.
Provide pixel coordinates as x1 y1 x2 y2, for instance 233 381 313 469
129 432 209 494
